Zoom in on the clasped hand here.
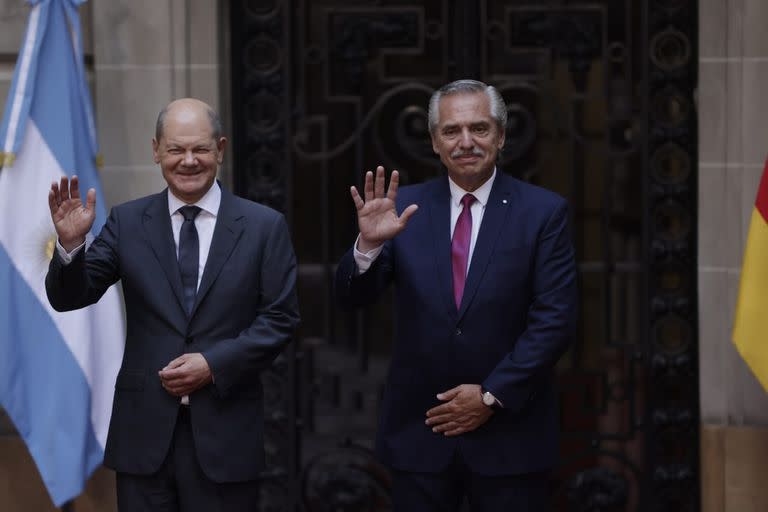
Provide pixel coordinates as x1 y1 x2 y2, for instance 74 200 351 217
158 353 213 397
425 384 493 436
351 166 418 251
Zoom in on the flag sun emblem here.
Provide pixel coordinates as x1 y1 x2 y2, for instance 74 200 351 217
44 233 56 261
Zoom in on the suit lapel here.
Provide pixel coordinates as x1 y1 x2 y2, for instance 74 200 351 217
142 191 187 315
426 178 458 320
191 187 245 317
457 174 513 321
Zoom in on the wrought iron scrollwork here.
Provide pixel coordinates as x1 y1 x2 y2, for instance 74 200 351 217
508 7 602 89
329 11 420 95
567 467 629 512
302 442 391 512
229 2 700 511
646 1 699 510
293 82 434 163
231 3 298 511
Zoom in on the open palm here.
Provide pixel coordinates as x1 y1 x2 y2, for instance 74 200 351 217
48 175 96 251
351 166 418 251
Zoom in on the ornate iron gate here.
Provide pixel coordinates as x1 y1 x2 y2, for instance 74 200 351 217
230 1 699 510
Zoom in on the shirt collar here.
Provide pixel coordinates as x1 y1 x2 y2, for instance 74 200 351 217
167 181 221 217
448 168 496 207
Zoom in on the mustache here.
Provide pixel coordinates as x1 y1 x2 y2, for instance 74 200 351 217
451 148 484 158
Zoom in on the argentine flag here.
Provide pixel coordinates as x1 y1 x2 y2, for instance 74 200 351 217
0 0 125 506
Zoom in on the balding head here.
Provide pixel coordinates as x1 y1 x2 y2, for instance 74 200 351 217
155 98 222 142
151 98 227 204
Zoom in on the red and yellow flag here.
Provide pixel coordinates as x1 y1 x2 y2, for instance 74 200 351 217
733 161 768 391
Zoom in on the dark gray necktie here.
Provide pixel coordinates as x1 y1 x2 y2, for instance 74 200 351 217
178 205 201 314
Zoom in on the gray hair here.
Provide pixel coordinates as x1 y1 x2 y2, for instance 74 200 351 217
155 103 222 141
427 79 507 135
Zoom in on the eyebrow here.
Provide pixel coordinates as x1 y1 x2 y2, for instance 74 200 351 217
441 121 491 131
165 140 214 148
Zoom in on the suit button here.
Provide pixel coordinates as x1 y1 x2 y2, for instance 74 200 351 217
455 328 462 336
185 336 193 343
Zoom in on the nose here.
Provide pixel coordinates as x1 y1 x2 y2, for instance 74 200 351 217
182 150 196 166
458 128 473 148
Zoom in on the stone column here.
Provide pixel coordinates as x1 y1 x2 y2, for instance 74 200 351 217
92 0 226 208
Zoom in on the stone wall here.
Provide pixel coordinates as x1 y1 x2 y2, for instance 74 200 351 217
92 0 229 207
4 0 768 510
699 0 768 510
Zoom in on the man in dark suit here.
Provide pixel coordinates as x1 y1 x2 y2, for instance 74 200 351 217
45 98 299 511
336 80 578 510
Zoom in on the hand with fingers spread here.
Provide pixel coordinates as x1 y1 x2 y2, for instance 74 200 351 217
425 384 493 437
350 166 419 252
158 353 213 397
48 175 97 252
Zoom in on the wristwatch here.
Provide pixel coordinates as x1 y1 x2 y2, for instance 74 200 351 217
481 389 501 410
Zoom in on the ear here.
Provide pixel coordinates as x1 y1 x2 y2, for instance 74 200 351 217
152 138 160 164
216 137 228 164
430 134 439 154
497 128 506 150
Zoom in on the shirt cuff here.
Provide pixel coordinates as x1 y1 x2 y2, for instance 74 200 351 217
352 234 383 274
55 239 86 265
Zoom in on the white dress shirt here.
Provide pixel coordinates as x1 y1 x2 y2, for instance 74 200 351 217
354 169 497 274
167 183 221 291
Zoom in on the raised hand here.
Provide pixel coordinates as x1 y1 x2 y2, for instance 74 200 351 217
350 166 418 251
48 175 96 252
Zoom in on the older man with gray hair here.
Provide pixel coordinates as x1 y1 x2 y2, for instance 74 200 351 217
336 79 578 510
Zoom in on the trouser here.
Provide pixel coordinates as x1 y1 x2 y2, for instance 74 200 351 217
116 406 260 512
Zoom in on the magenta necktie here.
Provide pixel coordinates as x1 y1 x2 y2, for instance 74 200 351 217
451 194 476 308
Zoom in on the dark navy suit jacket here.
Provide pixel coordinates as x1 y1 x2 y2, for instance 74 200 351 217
46 185 300 482
336 172 577 475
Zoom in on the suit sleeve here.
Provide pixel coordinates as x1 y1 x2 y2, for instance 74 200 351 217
202 214 300 398
482 199 578 413
46 208 121 311
335 240 394 310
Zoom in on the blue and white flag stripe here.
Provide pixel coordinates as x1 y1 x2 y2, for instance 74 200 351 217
1 3 44 159
60 0 97 159
0 0 124 506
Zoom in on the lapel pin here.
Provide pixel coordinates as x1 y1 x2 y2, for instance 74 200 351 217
502 199 508 204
